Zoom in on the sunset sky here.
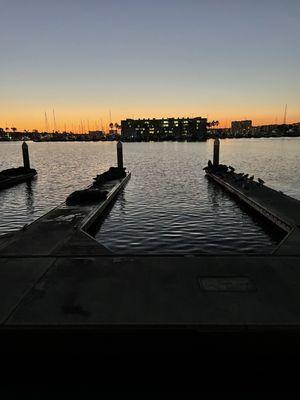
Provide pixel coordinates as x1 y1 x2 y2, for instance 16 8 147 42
0 0 299 131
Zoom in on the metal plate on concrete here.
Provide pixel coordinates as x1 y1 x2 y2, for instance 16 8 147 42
199 276 256 292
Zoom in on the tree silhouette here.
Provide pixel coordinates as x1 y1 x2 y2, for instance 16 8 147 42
11 127 17 132
208 120 219 128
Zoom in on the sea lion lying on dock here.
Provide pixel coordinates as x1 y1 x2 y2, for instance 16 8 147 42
0 166 37 181
203 161 228 175
66 189 108 205
93 167 126 187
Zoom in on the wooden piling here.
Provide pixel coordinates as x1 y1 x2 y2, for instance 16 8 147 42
22 141 30 171
213 138 220 166
117 141 123 170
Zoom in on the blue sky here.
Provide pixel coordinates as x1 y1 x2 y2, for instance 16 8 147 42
0 0 299 130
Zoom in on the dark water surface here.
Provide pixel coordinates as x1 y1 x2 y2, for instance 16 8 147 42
0 139 299 254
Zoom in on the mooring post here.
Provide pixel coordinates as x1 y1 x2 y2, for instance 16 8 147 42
117 140 123 170
213 137 220 166
22 141 30 171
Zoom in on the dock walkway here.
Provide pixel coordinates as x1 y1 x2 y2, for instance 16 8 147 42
0 173 131 257
207 171 300 255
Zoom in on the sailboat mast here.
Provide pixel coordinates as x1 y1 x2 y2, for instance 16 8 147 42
283 104 288 125
44 112 49 133
52 109 57 132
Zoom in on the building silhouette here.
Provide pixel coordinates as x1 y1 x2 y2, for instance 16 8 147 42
121 117 207 141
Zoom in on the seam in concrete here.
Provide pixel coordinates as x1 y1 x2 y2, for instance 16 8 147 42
1 258 57 325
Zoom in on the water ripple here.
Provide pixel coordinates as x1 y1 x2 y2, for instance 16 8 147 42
0 139 299 254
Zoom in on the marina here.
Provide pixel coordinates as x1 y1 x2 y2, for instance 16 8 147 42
0 139 299 392
0 140 299 340
2 0 300 391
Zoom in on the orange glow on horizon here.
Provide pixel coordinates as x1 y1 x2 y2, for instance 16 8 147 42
1 108 300 132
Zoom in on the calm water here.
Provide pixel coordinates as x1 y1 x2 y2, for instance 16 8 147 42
0 139 299 254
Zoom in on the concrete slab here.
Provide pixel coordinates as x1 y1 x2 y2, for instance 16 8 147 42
0 223 75 256
6 256 300 326
276 229 300 255
0 257 55 323
53 230 111 256
0 233 16 251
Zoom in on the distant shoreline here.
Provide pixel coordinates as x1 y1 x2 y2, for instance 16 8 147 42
0 135 300 143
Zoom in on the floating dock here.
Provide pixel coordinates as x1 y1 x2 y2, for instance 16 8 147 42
0 168 37 190
206 171 300 255
0 171 131 257
0 142 37 191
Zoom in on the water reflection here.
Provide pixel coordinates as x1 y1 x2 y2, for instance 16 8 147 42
117 191 126 215
206 178 222 209
25 181 35 215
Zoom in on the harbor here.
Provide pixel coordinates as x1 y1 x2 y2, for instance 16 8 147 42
2 0 300 392
0 142 300 390
0 140 299 335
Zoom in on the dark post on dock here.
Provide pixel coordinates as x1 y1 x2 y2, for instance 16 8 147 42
22 141 30 171
213 137 220 166
117 141 123 170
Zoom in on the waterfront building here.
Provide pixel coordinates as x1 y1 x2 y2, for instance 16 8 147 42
231 120 252 136
121 117 207 141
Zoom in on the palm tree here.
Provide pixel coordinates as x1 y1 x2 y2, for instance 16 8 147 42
11 127 17 133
